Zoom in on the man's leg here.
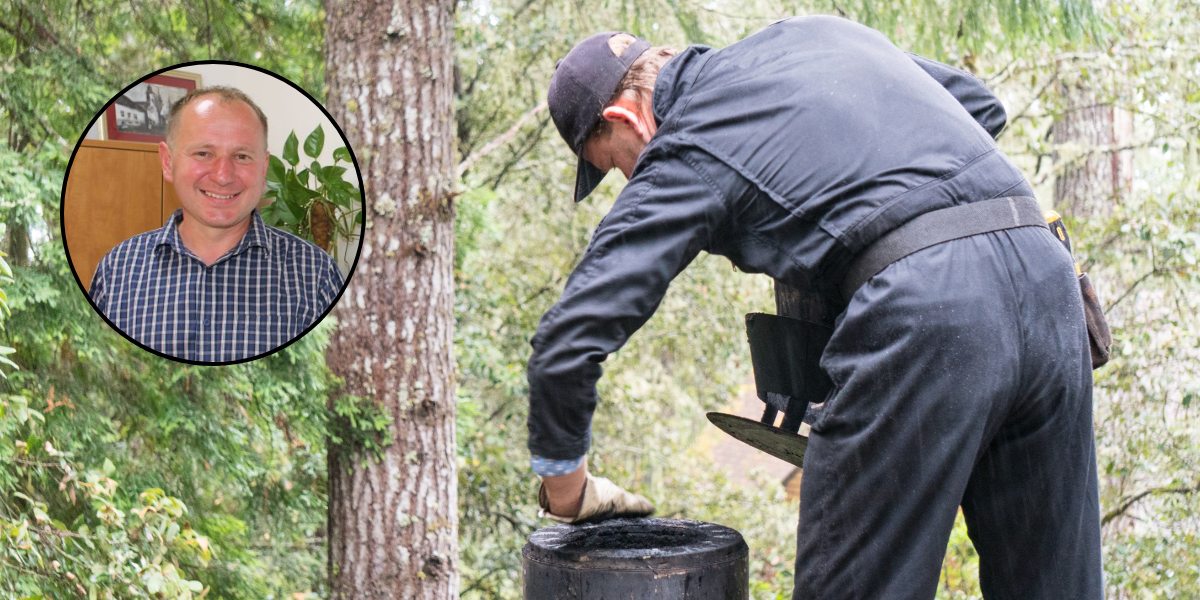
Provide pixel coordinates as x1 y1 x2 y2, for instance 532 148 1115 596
792 226 1102 599
959 226 1104 599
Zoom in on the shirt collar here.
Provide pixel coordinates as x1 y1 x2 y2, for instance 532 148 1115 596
652 44 714 127
155 209 271 261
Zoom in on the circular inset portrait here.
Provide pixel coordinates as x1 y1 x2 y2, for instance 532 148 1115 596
62 61 365 365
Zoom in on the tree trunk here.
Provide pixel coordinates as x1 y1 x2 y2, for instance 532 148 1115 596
324 0 458 598
7 221 29 268
1053 80 1133 219
1053 74 1133 537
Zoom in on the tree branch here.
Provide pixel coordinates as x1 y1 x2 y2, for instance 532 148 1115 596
1030 140 1159 188
983 57 1020 87
460 566 504 598
456 101 548 179
1105 267 1165 313
487 118 547 190
1102 479 1200 526
0 557 50 579
0 457 67 469
995 70 1058 141
36 525 100 540
1079 231 1123 273
478 508 530 534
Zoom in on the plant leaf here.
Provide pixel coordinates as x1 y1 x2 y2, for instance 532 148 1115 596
277 199 303 225
322 165 347 181
304 125 325 158
337 180 360 202
283 131 299 166
267 155 287 185
259 202 281 226
329 189 353 209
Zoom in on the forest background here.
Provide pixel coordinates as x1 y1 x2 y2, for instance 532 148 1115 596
0 0 1197 598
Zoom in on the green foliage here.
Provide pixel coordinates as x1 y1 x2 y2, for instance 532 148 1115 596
328 394 395 465
937 510 981 599
1 245 340 597
0 225 15 378
0 421 211 599
261 125 363 262
795 0 1104 58
453 0 1197 599
0 1 326 148
0 244 210 599
0 1 334 598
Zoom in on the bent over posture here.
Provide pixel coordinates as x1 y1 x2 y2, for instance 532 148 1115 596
528 16 1103 599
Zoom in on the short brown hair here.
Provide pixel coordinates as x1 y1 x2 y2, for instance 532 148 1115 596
589 34 678 141
165 86 269 148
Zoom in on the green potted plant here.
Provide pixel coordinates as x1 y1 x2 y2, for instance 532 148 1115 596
260 125 361 263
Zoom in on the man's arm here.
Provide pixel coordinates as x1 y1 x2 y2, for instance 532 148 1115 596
316 253 344 310
527 149 729 461
908 53 1007 138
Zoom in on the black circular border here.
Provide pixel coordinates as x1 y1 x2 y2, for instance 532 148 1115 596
59 60 366 367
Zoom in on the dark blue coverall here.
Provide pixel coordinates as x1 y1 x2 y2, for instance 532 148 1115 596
527 15 1103 599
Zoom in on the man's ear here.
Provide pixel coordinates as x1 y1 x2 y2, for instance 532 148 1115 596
158 142 174 183
601 97 649 138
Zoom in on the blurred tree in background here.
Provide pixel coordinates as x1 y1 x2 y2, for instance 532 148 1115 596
1 0 1196 598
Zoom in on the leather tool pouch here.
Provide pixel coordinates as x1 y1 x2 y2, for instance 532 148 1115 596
1079 272 1112 369
745 313 834 432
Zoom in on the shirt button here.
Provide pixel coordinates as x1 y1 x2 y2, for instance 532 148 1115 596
203 318 211 326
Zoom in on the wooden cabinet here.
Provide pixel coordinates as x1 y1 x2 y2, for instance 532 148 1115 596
63 140 180 291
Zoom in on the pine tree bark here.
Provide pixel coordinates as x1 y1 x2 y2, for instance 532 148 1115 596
1053 80 1133 219
324 0 458 598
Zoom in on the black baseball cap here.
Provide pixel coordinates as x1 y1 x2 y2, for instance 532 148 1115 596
548 31 651 202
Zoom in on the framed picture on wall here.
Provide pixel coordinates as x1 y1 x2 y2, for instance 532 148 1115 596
101 71 202 143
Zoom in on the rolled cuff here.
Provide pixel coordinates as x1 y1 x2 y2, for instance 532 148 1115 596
531 454 586 477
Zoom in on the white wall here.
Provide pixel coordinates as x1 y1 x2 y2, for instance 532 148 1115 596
179 64 347 169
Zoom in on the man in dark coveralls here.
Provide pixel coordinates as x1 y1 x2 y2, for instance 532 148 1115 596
528 15 1104 599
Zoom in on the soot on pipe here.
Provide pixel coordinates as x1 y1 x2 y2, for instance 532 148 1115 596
522 518 749 599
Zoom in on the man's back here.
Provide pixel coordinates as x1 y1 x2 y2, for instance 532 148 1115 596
648 16 1028 272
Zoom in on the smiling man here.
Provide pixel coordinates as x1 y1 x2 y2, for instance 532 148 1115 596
90 86 343 363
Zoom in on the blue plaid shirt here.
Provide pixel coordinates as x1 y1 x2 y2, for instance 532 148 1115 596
90 209 344 363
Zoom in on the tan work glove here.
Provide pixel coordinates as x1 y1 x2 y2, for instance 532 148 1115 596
538 471 655 524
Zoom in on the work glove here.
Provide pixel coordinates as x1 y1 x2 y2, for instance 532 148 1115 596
538 472 655 524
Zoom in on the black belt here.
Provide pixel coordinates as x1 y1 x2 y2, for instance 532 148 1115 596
840 196 1049 302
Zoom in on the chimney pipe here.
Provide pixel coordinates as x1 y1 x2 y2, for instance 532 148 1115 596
523 518 749 599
